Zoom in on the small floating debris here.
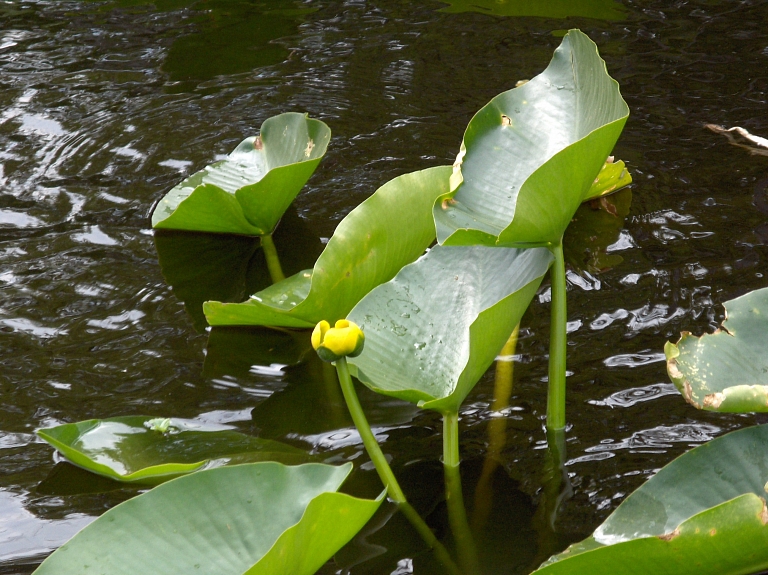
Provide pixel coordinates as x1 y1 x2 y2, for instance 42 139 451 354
705 124 768 157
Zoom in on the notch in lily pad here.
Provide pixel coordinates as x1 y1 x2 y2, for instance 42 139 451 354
151 112 330 238
36 416 310 484
665 286 768 412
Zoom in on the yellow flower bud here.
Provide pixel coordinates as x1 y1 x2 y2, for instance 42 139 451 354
312 319 365 362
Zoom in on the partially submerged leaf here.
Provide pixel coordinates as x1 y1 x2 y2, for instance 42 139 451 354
151 112 330 235
434 29 629 248
33 462 383 575
533 424 768 575
204 165 452 328
37 416 309 484
437 0 628 20
665 286 768 412
347 244 553 414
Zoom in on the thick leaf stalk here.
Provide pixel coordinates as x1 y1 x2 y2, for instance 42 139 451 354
260 233 285 283
547 241 567 431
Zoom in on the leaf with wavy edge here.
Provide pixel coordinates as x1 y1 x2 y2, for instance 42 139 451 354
533 424 768 574
204 165 452 328
665 286 768 412
434 29 629 248
37 416 309 485
33 462 383 575
347 244 553 414
151 112 330 236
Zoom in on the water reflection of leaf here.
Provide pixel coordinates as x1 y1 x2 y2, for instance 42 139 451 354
437 0 628 20
563 188 632 276
154 206 323 332
162 0 317 86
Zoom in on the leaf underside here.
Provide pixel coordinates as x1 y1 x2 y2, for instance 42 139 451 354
204 165 452 328
347 244 553 414
534 424 768 574
33 462 382 575
665 286 768 412
434 29 629 248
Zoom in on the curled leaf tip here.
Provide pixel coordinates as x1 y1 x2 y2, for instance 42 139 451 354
312 319 365 362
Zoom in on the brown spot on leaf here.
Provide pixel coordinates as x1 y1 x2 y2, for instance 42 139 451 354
703 392 725 409
254 136 263 150
760 498 768 525
709 528 716 536
304 138 315 158
501 115 512 127
658 528 680 541
441 198 457 210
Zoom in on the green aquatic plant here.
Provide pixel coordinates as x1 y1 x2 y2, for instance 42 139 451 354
203 165 452 328
531 424 768 575
33 462 382 575
151 112 330 282
36 416 308 484
433 29 629 431
665 286 768 412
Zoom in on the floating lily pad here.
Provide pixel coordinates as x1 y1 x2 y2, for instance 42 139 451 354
533 424 768 575
151 112 330 236
37 416 309 484
33 462 383 575
665 286 768 412
434 29 629 248
204 165 452 328
347 244 553 414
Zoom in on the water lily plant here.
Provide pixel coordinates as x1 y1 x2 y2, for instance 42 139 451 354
433 29 630 431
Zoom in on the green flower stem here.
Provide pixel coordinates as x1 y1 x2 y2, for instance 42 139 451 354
260 233 285 284
547 240 567 431
335 358 461 575
443 412 481 575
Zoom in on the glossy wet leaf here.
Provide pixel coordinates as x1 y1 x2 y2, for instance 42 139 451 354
347 244 553 414
665 286 768 412
438 0 628 20
204 165 452 328
583 159 632 202
533 424 768 574
151 112 330 235
37 416 309 484
33 462 383 575
434 29 629 248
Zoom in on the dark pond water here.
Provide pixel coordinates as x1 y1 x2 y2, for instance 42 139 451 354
1 0 768 573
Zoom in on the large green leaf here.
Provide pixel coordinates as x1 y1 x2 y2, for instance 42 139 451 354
532 424 768 574
437 0 628 20
347 244 553 414
204 165 452 328
33 462 383 575
434 29 629 248
151 112 330 235
37 416 309 484
665 287 768 412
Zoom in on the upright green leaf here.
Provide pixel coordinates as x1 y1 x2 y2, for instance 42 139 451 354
37 416 309 484
434 29 629 248
533 424 768 575
665 286 768 412
33 462 383 575
204 165 452 328
347 244 553 414
152 112 330 235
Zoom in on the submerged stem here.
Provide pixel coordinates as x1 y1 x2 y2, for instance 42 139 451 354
547 240 567 431
443 413 481 575
260 233 285 284
334 358 461 575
